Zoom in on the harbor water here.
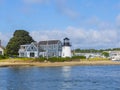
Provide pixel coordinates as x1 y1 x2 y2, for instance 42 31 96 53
0 65 120 90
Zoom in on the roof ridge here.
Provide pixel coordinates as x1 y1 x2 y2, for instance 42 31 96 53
39 40 60 41
39 40 61 45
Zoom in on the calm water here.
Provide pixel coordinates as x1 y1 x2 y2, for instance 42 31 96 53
0 65 120 90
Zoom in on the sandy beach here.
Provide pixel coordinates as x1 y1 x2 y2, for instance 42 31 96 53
0 60 120 67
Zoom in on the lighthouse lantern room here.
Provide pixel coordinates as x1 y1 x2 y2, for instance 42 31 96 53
62 37 72 58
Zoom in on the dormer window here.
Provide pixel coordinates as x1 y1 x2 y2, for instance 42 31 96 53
21 46 25 49
31 47 34 50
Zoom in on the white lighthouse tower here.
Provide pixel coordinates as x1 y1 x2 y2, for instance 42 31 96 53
62 37 72 58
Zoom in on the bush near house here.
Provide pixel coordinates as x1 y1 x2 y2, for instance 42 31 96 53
102 52 109 58
71 56 86 61
33 56 88 62
21 57 72 62
72 56 86 59
34 57 47 62
0 55 7 60
17 56 87 62
48 57 71 62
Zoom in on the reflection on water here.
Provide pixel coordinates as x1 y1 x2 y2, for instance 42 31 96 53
62 66 71 78
61 66 72 90
0 66 120 90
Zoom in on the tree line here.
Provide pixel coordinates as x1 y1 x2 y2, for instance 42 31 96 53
74 48 120 53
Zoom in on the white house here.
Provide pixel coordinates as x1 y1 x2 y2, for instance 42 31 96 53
19 42 39 58
0 47 4 55
0 40 4 55
18 40 63 58
109 51 120 61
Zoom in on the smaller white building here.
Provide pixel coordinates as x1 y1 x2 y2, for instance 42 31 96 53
0 40 4 55
109 51 120 61
74 52 102 58
19 42 39 58
0 47 4 55
62 37 72 58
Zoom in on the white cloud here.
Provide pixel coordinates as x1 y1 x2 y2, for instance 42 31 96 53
1 26 119 49
30 26 119 49
85 16 112 29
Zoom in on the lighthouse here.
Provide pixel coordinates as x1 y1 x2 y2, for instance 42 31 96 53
62 37 72 58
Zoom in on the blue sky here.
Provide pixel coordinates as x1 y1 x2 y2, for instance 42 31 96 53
0 0 120 49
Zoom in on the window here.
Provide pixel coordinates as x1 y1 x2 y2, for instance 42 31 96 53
54 44 56 48
31 47 34 50
0 51 2 55
20 53 24 57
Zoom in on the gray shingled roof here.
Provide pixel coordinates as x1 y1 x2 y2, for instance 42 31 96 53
0 46 4 49
39 40 60 45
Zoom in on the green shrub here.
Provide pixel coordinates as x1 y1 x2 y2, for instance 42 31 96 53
63 57 72 62
48 57 71 62
102 52 109 58
0 55 6 60
72 55 86 59
34 57 47 62
48 57 61 62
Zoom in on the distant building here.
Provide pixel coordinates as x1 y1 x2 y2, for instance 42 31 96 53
0 40 4 55
109 51 120 61
74 52 102 58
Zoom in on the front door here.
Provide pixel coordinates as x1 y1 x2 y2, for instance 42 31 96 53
30 52 35 57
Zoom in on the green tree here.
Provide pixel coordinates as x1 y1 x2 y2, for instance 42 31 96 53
102 52 109 58
6 30 34 56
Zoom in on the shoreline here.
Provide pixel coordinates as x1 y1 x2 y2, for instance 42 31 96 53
0 60 120 67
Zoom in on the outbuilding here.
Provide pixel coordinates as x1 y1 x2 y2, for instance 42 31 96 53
0 40 4 55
